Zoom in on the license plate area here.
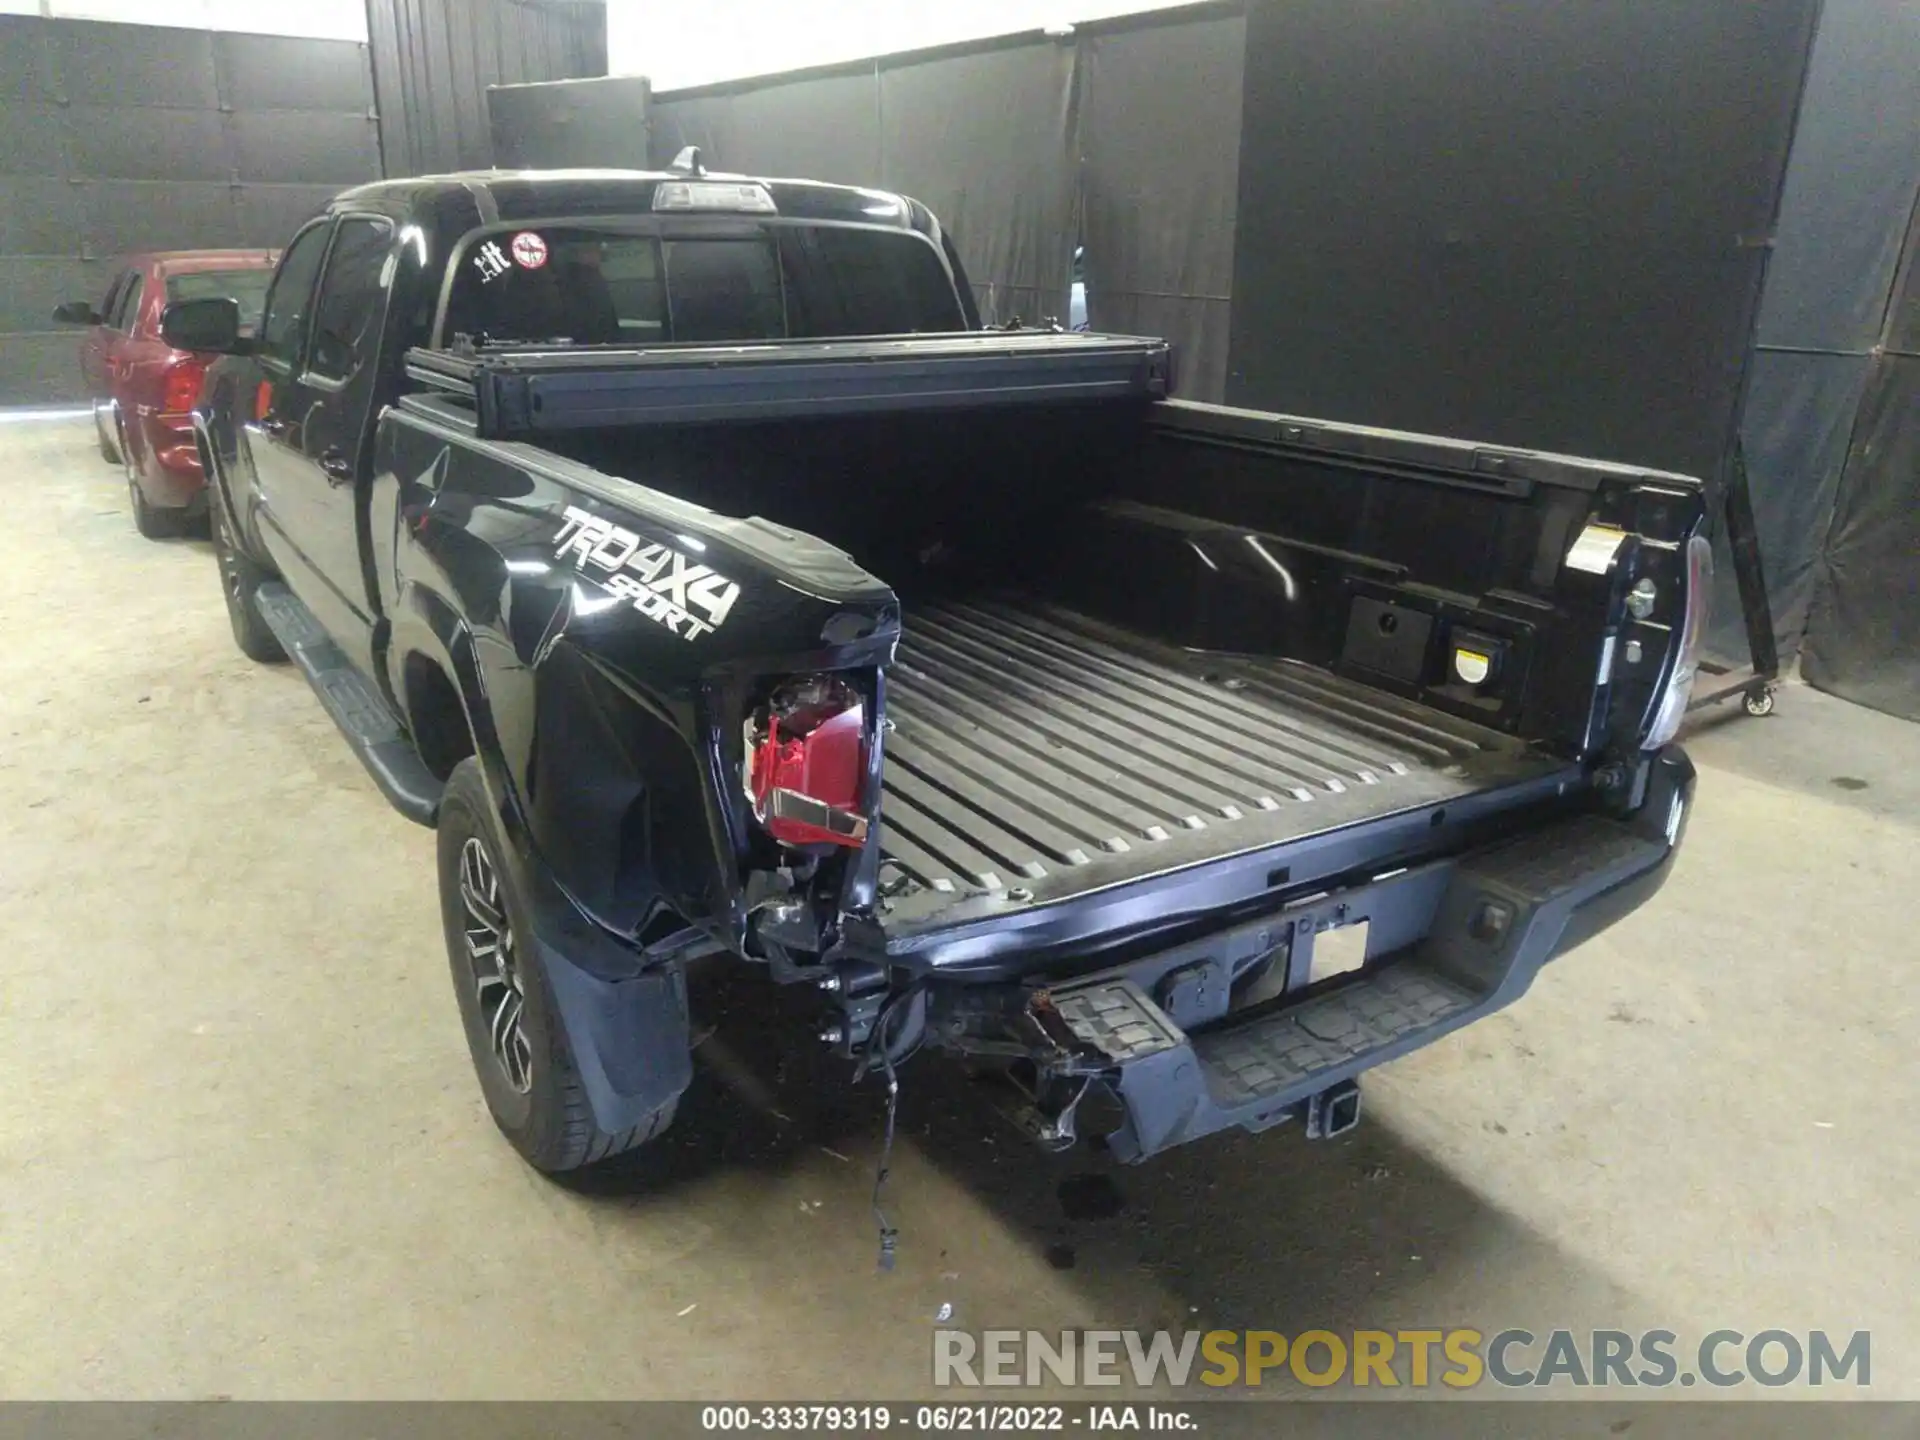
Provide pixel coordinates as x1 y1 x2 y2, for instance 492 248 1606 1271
1308 918 1371 984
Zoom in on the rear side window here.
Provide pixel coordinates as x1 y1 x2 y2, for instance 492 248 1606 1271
441 223 964 346
112 274 144 333
98 271 128 326
307 218 394 381
166 269 274 333
259 222 333 369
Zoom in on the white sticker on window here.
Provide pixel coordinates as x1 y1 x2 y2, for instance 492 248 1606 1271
472 239 510 284
1566 522 1626 575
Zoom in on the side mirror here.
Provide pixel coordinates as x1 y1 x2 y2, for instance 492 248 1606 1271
160 297 250 355
52 300 101 326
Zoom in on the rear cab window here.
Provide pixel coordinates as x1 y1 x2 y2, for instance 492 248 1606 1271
166 269 274 334
440 221 966 347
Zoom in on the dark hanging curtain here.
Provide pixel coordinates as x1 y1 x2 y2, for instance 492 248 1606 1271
1799 196 1920 720
1712 0 1920 670
1076 5 1244 401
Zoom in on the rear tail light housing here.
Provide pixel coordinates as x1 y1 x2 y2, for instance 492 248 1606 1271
745 676 868 848
161 356 211 414
1642 533 1713 748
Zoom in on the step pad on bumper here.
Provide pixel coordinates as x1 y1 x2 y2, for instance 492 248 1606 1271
1195 966 1473 1107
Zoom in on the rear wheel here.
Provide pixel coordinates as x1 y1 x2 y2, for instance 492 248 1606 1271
125 438 188 540
210 498 285 662
436 758 677 1172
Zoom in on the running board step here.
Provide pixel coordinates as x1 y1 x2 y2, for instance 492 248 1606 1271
254 582 443 827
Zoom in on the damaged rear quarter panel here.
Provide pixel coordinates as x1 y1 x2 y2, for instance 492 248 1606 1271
375 409 899 944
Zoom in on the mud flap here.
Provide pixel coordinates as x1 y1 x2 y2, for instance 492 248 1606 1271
497 813 695 1135
536 944 693 1135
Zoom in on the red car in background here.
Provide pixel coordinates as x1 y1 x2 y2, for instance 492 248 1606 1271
55 250 277 538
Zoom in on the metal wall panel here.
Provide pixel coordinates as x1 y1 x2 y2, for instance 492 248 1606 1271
0 105 69 176
79 180 245 253
366 0 607 177
0 177 84 255
215 31 376 112
67 108 233 182
53 19 221 106
0 15 59 101
0 13 378 403
488 75 652 170
230 111 383 183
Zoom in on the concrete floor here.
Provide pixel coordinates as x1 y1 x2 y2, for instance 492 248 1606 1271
1 415 1915 1400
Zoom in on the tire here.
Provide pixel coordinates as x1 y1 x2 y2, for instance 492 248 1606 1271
127 447 188 541
209 496 285 663
436 758 677 1172
95 404 121 464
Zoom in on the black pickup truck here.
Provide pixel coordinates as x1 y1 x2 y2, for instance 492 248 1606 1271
171 164 1707 1182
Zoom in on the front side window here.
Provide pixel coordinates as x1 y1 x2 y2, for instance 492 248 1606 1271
441 223 964 347
307 218 394 381
259 222 333 369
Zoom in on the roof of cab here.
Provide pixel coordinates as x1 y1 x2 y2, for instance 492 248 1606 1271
325 168 934 238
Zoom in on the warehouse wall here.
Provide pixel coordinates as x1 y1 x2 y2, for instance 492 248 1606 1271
366 0 607 177
0 14 379 403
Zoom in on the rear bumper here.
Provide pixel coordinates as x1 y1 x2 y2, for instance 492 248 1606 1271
932 746 1695 1162
130 412 206 509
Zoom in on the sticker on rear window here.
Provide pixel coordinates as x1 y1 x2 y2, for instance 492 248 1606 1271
471 240 510 284
510 231 548 269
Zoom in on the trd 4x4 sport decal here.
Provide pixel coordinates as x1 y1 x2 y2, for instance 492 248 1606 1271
551 506 742 641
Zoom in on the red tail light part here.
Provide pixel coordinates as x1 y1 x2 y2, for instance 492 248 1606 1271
747 678 868 848
161 357 211 414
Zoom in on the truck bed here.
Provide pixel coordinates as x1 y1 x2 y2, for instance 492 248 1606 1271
878 601 1574 904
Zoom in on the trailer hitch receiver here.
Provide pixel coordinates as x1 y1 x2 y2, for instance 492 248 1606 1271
1303 1078 1361 1139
